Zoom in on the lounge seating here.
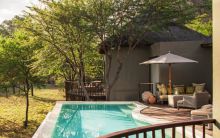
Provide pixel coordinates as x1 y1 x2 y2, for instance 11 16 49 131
177 91 210 109
191 104 213 129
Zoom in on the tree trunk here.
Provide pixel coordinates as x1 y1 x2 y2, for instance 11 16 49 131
64 81 69 101
18 88 20 96
79 66 90 101
12 85 16 94
105 54 112 101
5 87 8 98
80 76 90 101
78 47 90 101
24 79 29 128
105 85 111 101
31 84 34 96
24 91 29 128
23 85 26 92
104 53 123 101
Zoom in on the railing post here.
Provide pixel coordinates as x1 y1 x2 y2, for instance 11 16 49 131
203 124 206 138
192 125 196 138
143 132 147 138
172 127 175 138
152 130 155 138
182 126 185 138
162 129 165 138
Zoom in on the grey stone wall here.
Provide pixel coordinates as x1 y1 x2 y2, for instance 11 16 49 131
106 47 151 101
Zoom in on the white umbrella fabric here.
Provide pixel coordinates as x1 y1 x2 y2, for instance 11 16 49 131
140 52 198 94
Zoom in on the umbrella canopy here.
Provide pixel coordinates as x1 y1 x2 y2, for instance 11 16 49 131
140 52 198 94
140 52 198 64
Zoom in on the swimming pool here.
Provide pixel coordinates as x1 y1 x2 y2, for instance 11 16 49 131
33 102 209 138
52 104 150 138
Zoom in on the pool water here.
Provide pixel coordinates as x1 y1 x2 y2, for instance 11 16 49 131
52 104 169 138
52 104 148 138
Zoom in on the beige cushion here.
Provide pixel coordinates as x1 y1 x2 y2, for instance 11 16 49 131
173 85 185 95
159 95 168 100
186 86 194 94
201 104 212 110
192 83 205 93
191 109 212 116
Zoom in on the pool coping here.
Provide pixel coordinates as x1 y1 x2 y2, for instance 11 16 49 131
32 101 212 138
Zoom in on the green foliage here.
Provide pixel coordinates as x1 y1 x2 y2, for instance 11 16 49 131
25 0 104 82
0 25 40 88
186 14 212 36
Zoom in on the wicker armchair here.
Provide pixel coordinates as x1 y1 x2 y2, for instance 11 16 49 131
177 91 210 109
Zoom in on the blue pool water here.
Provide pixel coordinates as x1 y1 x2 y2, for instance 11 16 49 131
52 104 149 138
52 104 169 138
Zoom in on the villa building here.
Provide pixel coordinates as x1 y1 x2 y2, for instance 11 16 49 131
100 24 212 101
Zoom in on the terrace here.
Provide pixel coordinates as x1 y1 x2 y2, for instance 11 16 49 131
58 78 214 138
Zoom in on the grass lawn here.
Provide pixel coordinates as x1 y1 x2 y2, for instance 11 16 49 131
0 88 65 138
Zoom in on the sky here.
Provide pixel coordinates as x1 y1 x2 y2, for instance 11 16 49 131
0 0 39 23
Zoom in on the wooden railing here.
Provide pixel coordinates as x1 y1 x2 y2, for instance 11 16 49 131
65 81 106 101
99 119 216 138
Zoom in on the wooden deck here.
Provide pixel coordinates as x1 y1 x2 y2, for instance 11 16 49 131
140 104 213 136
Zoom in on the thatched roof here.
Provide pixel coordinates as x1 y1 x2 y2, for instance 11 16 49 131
99 23 211 54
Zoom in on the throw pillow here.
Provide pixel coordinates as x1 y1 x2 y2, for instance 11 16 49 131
173 85 185 95
160 84 168 95
192 83 206 93
157 84 167 95
185 86 194 94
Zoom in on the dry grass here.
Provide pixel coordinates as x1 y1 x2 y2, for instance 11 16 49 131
0 88 65 138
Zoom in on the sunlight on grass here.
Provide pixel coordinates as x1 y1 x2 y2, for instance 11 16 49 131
0 88 65 138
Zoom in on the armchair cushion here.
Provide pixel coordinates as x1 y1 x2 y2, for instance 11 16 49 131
168 95 184 107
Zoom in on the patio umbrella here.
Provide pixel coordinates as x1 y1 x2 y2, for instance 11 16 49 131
140 52 198 94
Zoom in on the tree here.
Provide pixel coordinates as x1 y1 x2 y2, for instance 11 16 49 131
24 0 103 100
0 25 41 128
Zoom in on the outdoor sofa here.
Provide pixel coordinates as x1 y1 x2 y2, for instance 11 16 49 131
157 84 194 105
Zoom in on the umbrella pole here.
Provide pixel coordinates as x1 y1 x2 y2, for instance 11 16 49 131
168 64 172 94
